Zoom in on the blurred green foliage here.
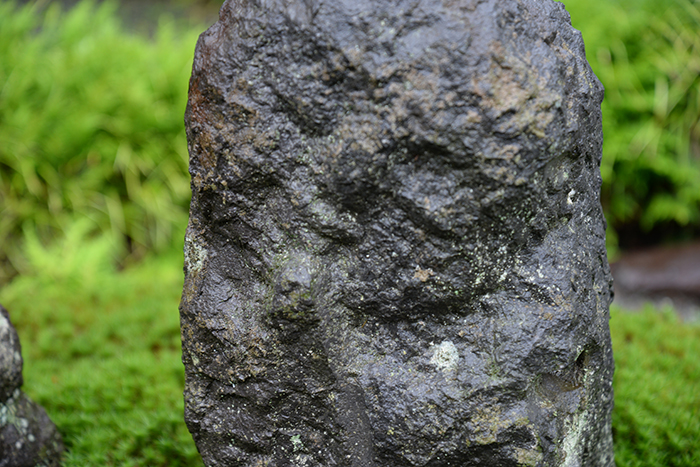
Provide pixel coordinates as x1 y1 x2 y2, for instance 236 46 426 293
0 0 200 282
565 0 700 253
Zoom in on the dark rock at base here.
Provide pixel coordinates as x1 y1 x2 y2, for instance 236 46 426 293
0 305 64 467
181 0 615 465
0 390 65 467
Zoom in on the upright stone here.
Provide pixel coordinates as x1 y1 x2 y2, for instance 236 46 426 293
0 304 64 466
181 0 615 465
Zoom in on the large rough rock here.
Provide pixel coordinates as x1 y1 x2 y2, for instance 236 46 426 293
180 0 615 465
0 304 64 466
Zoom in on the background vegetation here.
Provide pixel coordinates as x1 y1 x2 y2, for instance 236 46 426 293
567 0 700 254
0 0 698 465
0 0 198 283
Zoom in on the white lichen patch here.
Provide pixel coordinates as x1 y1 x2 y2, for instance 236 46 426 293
0 313 15 370
0 390 32 444
292 454 313 466
562 408 588 467
0 312 8 334
184 232 208 274
430 340 459 371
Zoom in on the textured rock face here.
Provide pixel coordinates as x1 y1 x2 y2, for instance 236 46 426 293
181 0 615 465
0 304 64 467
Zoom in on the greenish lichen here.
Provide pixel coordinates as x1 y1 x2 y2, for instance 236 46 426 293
290 434 304 452
0 390 35 449
515 445 544 466
561 408 588 467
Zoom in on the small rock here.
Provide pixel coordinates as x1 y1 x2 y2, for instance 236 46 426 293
0 304 64 466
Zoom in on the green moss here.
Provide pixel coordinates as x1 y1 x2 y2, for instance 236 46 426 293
609 305 700 466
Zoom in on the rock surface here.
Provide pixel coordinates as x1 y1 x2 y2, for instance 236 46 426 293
181 0 615 465
0 304 64 467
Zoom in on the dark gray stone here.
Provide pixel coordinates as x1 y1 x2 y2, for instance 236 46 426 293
0 305 64 467
180 0 615 465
